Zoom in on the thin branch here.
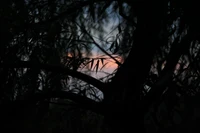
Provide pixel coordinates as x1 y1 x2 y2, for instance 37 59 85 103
143 34 191 112
28 0 140 28
29 0 113 26
75 22 122 66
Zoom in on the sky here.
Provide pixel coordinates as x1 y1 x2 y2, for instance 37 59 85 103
78 53 121 80
78 7 123 80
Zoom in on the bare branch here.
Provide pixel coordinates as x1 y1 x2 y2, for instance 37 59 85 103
0 61 106 93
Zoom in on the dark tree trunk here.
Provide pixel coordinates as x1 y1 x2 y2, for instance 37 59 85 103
105 1 166 133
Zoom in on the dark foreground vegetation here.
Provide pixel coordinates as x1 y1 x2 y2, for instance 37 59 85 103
1 0 200 133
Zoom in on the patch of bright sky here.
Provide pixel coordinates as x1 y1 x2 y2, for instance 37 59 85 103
79 3 123 79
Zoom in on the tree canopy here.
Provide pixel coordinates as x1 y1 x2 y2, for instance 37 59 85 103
1 0 200 133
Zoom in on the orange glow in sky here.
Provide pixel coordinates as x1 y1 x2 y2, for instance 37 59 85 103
63 51 122 79
79 54 122 79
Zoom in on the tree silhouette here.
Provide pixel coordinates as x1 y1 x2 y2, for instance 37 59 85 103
1 0 200 133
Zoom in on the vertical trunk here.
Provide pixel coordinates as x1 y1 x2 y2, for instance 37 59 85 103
105 1 166 133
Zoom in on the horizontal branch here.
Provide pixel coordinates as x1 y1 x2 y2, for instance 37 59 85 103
0 61 106 93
